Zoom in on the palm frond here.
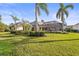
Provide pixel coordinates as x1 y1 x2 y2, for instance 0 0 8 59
60 3 64 8
39 3 49 15
56 8 61 19
10 15 19 21
65 4 74 9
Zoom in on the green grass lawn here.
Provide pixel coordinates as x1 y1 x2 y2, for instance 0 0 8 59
0 32 79 56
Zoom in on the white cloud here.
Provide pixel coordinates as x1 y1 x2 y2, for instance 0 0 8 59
66 10 79 25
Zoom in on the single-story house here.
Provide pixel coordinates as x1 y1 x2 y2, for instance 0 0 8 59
10 20 67 32
31 20 64 32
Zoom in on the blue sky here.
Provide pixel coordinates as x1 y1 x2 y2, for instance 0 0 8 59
0 3 79 25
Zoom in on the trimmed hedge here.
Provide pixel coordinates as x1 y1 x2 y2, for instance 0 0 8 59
27 32 45 37
10 31 16 34
65 28 79 33
10 31 24 35
10 31 45 37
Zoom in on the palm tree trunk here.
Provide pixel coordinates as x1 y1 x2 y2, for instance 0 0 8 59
23 24 24 31
61 12 64 32
35 3 39 32
14 20 16 31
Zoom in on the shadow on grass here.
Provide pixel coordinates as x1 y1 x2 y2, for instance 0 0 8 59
29 38 79 43
12 37 79 45
12 37 33 45
0 35 15 37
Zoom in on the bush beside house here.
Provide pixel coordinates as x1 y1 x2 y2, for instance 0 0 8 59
27 31 45 37
0 22 9 32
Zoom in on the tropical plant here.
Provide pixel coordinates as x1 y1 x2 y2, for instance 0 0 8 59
21 19 32 32
0 15 9 32
0 22 9 32
10 15 19 31
9 23 15 31
56 3 73 32
35 3 49 32
22 23 32 32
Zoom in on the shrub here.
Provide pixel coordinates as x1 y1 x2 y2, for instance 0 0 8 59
10 31 16 34
65 28 79 33
71 29 79 32
10 31 23 35
0 22 9 32
5 28 10 32
15 31 23 35
28 32 45 37
65 28 71 32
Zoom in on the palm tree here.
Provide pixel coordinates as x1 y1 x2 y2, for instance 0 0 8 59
56 3 73 32
35 3 49 32
10 15 19 31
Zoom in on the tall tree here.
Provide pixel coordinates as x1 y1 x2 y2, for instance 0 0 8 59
35 3 49 32
56 3 73 32
10 15 19 31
